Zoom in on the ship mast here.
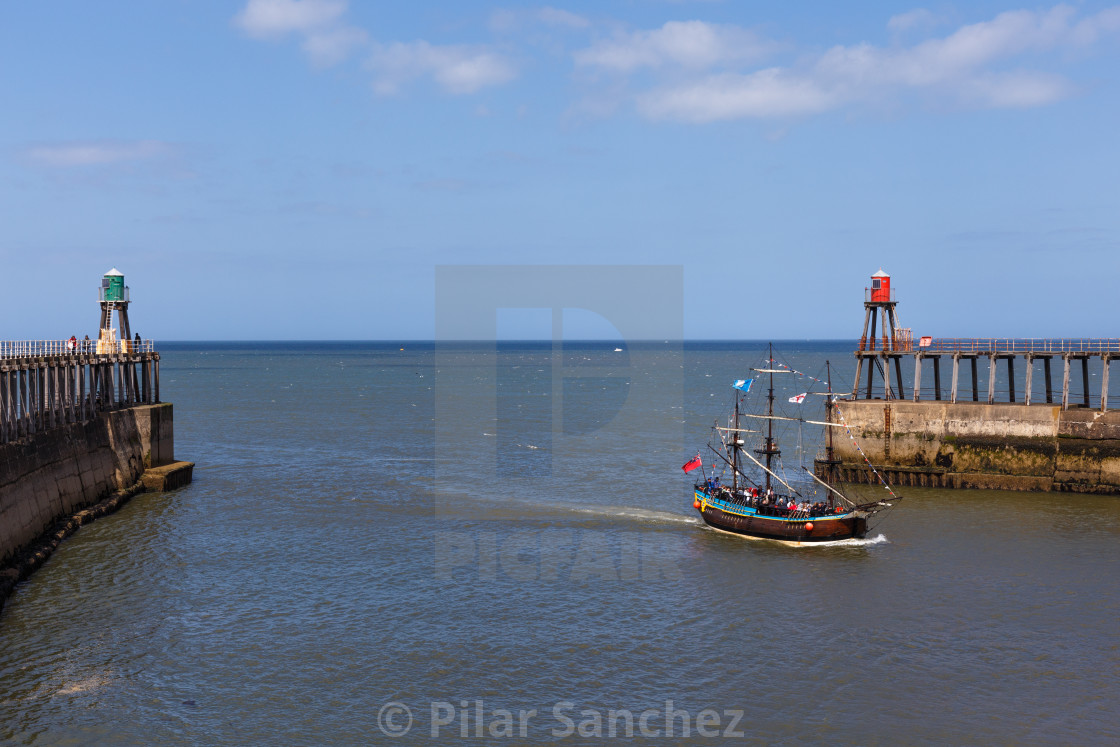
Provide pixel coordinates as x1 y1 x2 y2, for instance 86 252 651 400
766 343 774 491
753 342 781 493
825 360 836 507
732 395 740 491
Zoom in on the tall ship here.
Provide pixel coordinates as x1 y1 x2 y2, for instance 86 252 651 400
685 345 899 544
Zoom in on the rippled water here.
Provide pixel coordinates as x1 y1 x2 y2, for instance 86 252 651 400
1 342 1118 745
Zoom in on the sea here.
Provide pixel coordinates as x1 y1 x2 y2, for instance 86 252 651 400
0 341 1118 745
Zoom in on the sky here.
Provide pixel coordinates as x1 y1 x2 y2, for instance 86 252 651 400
2 0 1119 340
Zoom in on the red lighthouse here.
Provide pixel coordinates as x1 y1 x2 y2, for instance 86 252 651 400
854 268 910 399
870 269 891 303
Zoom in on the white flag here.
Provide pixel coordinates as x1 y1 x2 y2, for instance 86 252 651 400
789 392 806 404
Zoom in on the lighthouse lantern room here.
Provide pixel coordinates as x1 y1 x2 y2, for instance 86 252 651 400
870 269 891 303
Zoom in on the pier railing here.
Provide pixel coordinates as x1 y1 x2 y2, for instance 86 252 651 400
0 339 155 359
916 338 1120 354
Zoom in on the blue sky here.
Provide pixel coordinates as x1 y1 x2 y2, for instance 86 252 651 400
2 1 1119 340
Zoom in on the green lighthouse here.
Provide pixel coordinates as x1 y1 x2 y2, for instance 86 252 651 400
98 267 132 352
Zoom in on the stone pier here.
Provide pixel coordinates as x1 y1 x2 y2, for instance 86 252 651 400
1 340 192 614
829 400 1120 493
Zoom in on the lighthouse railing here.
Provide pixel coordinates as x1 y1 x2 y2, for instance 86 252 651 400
864 288 897 303
98 286 130 303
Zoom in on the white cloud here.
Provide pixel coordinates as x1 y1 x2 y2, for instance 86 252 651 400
234 0 365 67
575 20 774 72
490 6 590 33
234 0 346 39
639 70 836 122
602 5 1120 122
888 8 938 33
958 71 1075 109
537 7 590 29
368 42 517 95
25 141 172 167
235 1 515 92
302 26 369 67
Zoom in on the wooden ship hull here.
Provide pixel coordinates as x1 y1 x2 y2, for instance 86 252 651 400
694 490 868 543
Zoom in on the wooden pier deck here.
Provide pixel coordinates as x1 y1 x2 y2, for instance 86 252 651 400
0 339 160 444
853 337 1118 411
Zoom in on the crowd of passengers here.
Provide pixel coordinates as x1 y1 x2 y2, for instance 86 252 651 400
700 476 841 517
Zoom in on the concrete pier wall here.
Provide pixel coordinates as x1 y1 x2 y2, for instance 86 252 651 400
829 400 1120 493
0 403 174 567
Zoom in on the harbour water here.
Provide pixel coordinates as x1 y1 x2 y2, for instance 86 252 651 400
1 342 1118 744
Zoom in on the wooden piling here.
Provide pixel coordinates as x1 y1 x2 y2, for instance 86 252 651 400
987 354 997 405
1024 354 1033 406
1102 355 1111 413
1007 356 1016 404
1081 357 1090 408
1062 355 1071 410
884 353 893 400
0 349 159 444
1044 356 1053 404
0 370 7 442
78 362 86 420
913 355 922 402
950 354 960 403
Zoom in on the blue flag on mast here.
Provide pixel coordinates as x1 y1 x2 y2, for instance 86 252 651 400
732 379 753 392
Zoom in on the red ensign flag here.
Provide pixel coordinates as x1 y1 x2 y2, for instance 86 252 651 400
681 454 702 473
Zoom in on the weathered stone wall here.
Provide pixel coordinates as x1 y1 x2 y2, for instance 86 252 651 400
0 403 174 566
829 400 1120 494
